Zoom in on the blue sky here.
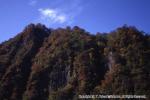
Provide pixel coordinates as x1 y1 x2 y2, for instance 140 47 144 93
0 0 150 42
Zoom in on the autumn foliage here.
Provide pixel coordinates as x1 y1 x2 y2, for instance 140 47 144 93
0 24 149 100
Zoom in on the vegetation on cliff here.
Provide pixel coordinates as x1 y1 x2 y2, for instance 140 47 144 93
0 24 149 100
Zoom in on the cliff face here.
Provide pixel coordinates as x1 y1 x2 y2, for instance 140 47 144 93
0 24 149 100
0 24 49 100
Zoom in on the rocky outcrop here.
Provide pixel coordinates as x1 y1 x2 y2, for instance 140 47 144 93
0 24 149 100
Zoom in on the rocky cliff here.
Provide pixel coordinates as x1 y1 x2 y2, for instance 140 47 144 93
0 24 149 100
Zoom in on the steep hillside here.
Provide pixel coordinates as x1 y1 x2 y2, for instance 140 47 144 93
0 24 149 100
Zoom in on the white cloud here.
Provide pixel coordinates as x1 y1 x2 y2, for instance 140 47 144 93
29 0 37 6
38 8 67 24
36 0 86 25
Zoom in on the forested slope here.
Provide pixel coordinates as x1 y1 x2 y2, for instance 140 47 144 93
0 24 149 100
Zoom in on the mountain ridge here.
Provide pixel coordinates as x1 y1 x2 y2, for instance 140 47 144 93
0 24 149 100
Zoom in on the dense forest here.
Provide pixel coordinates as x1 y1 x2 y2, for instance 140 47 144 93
0 24 149 100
